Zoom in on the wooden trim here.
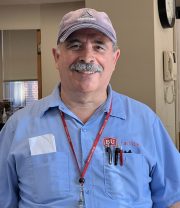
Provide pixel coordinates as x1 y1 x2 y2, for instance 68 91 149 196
179 132 180 151
3 79 38 82
37 29 42 99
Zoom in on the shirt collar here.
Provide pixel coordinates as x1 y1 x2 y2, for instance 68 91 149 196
103 85 126 120
39 83 127 120
38 84 62 117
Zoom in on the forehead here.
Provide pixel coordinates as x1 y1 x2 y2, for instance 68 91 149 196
66 28 112 42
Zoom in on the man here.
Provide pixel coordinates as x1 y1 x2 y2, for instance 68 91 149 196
0 8 180 208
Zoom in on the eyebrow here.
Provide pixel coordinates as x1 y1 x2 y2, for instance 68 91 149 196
94 40 106 45
65 38 81 44
66 38 105 45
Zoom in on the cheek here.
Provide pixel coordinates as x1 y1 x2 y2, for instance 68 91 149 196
58 54 77 70
102 57 116 72
57 59 74 80
56 59 69 74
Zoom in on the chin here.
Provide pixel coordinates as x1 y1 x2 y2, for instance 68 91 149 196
77 85 98 93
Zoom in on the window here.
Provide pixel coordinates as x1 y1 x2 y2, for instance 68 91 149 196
3 80 38 109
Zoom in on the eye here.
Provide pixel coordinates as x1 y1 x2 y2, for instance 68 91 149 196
95 43 106 52
67 42 82 50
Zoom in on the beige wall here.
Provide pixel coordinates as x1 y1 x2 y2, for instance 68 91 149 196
0 32 2 100
0 5 41 99
0 5 40 29
154 1 176 141
86 0 177 142
0 2 85 98
2 30 37 81
86 0 156 110
40 2 84 96
176 20 180 148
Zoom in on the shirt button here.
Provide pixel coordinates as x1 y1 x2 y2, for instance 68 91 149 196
85 190 89 194
82 128 87 132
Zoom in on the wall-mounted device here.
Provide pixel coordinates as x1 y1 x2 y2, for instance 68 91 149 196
163 51 177 81
158 0 176 28
163 51 177 104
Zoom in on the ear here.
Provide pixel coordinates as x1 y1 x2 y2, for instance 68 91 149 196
52 48 60 61
113 49 120 65
52 48 60 69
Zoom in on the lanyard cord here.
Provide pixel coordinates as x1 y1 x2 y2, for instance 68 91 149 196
60 101 112 184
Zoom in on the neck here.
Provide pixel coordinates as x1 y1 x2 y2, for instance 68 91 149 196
60 88 107 123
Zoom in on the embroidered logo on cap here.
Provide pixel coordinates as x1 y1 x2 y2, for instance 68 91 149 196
78 9 96 21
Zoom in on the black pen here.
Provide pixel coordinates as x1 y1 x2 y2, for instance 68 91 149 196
114 146 120 165
106 146 112 165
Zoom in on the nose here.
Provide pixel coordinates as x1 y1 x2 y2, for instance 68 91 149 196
78 42 95 63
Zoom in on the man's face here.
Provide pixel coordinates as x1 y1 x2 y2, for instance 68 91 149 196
53 28 120 95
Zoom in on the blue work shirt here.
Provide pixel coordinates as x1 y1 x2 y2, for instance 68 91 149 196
0 84 180 208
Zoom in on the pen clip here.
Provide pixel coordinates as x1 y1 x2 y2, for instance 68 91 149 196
106 146 112 165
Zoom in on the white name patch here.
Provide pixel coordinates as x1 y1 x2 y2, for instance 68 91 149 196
29 134 56 156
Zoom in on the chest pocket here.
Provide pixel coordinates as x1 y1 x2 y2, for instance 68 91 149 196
104 153 150 200
26 152 70 202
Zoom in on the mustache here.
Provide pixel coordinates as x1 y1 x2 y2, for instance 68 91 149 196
70 62 103 73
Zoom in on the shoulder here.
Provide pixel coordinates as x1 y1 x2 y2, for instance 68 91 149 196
112 90 156 123
9 95 51 124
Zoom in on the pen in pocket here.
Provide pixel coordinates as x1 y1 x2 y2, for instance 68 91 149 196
120 146 123 166
114 144 123 166
106 145 112 165
114 146 120 166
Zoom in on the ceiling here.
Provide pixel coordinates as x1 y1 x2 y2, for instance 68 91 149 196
0 0 83 5
0 0 178 6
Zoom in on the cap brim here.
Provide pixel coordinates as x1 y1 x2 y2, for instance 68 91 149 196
58 23 116 44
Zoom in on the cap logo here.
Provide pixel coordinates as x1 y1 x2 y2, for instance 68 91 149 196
78 9 96 22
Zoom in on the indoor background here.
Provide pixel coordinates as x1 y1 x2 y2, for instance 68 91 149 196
0 0 179 150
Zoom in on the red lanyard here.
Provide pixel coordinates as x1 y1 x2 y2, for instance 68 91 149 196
60 101 112 185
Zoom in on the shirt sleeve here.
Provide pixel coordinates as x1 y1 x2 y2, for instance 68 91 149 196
150 116 180 208
0 117 19 208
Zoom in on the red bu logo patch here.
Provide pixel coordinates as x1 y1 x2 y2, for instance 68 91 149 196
103 138 117 146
